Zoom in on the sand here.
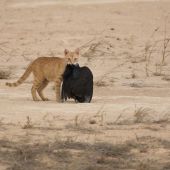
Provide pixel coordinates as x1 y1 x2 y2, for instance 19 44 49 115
0 0 170 169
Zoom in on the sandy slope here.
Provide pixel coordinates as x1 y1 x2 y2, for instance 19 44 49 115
0 0 170 169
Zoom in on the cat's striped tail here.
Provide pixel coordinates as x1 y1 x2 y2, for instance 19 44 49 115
6 64 32 87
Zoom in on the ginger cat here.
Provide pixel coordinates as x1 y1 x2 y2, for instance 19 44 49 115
6 49 79 102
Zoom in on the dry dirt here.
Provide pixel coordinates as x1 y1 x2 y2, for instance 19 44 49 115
0 0 170 169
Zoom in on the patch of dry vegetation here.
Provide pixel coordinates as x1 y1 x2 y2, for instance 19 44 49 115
134 107 170 124
65 114 101 134
111 106 170 125
0 136 169 170
95 80 107 87
0 69 11 79
22 116 33 129
162 75 170 81
65 123 99 134
134 107 153 123
143 22 170 77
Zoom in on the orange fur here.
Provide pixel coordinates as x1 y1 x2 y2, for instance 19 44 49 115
6 49 79 102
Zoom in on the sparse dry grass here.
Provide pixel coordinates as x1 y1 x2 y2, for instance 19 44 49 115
153 112 170 124
134 107 170 124
22 116 34 129
131 72 137 79
134 107 153 123
111 106 170 125
153 72 164 76
129 82 142 88
0 136 169 170
162 75 170 81
163 163 170 170
0 69 11 79
65 123 100 134
95 80 107 87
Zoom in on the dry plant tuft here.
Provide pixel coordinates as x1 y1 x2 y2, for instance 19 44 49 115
153 72 164 76
95 80 107 87
161 17 170 65
65 115 99 134
163 163 170 170
22 116 33 129
65 123 98 134
137 160 155 170
74 115 79 127
143 41 157 77
129 82 142 88
82 41 101 61
0 69 11 79
162 75 170 81
131 70 137 79
134 107 153 123
153 112 170 124
94 104 106 126
140 20 170 77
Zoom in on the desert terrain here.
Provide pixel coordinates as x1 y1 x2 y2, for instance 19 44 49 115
0 0 170 169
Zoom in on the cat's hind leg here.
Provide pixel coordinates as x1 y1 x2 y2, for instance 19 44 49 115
37 79 49 101
31 78 44 101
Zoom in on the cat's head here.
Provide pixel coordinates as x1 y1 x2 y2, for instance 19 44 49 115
64 48 79 64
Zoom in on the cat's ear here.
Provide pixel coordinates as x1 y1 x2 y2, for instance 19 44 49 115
64 49 69 56
75 48 80 55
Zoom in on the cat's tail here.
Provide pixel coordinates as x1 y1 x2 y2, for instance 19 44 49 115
6 64 33 87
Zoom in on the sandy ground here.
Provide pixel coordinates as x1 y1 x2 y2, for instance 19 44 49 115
0 0 170 169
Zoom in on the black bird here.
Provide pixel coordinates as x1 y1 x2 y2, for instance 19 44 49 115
61 64 93 103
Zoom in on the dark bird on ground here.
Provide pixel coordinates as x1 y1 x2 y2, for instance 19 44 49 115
61 64 93 103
